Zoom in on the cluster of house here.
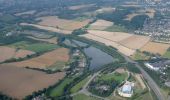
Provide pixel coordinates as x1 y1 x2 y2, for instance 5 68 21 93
144 58 170 71
118 81 135 98
135 18 170 42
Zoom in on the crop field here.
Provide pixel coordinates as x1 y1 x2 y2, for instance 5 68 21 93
70 76 90 93
15 10 36 16
37 16 91 31
88 20 113 30
73 94 98 100
0 46 34 62
119 35 150 49
27 36 58 44
5 48 70 69
20 23 72 34
140 42 170 55
124 9 156 21
68 4 95 10
9 41 59 53
81 30 151 56
23 30 53 39
0 65 65 99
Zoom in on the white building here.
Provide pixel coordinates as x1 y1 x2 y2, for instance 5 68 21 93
118 81 134 98
144 62 160 71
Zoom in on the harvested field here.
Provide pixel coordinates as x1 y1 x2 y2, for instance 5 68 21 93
0 65 65 99
95 7 115 13
20 23 72 34
81 30 150 56
37 16 91 31
119 35 150 49
15 10 36 16
0 46 34 62
88 20 113 30
68 4 95 10
0 46 16 62
27 36 58 44
125 13 140 21
140 42 170 55
81 33 135 56
87 30 133 42
14 49 35 59
5 48 70 69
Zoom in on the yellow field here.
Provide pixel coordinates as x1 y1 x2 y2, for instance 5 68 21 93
5 48 70 69
141 42 170 55
81 30 151 56
37 16 91 31
88 20 113 30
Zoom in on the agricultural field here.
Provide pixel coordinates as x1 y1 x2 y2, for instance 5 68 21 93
140 42 170 55
0 65 65 99
4 48 70 69
70 76 90 93
49 77 75 97
27 36 58 44
8 41 59 53
131 51 150 60
73 94 98 100
20 23 72 34
104 24 128 32
23 30 54 39
81 30 150 56
14 10 36 16
0 46 35 62
68 4 95 10
119 35 150 50
87 19 113 30
37 16 91 31
124 9 156 21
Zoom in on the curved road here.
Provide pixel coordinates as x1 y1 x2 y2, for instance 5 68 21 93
123 56 165 100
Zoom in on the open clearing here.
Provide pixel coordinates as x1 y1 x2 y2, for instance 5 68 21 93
0 46 34 62
37 16 91 31
88 19 113 30
5 48 70 69
81 30 150 56
0 65 65 99
125 9 156 21
140 42 170 55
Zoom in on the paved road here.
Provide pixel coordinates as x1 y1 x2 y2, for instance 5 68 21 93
123 56 165 100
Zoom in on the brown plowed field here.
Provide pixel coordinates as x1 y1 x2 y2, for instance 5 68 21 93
5 48 69 69
0 46 34 62
0 65 65 99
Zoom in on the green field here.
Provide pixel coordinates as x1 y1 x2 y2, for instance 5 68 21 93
48 61 67 71
100 72 128 83
49 77 75 97
9 41 59 52
132 51 150 60
104 24 128 32
163 51 170 59
70 76 90 93
73 94 98 100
